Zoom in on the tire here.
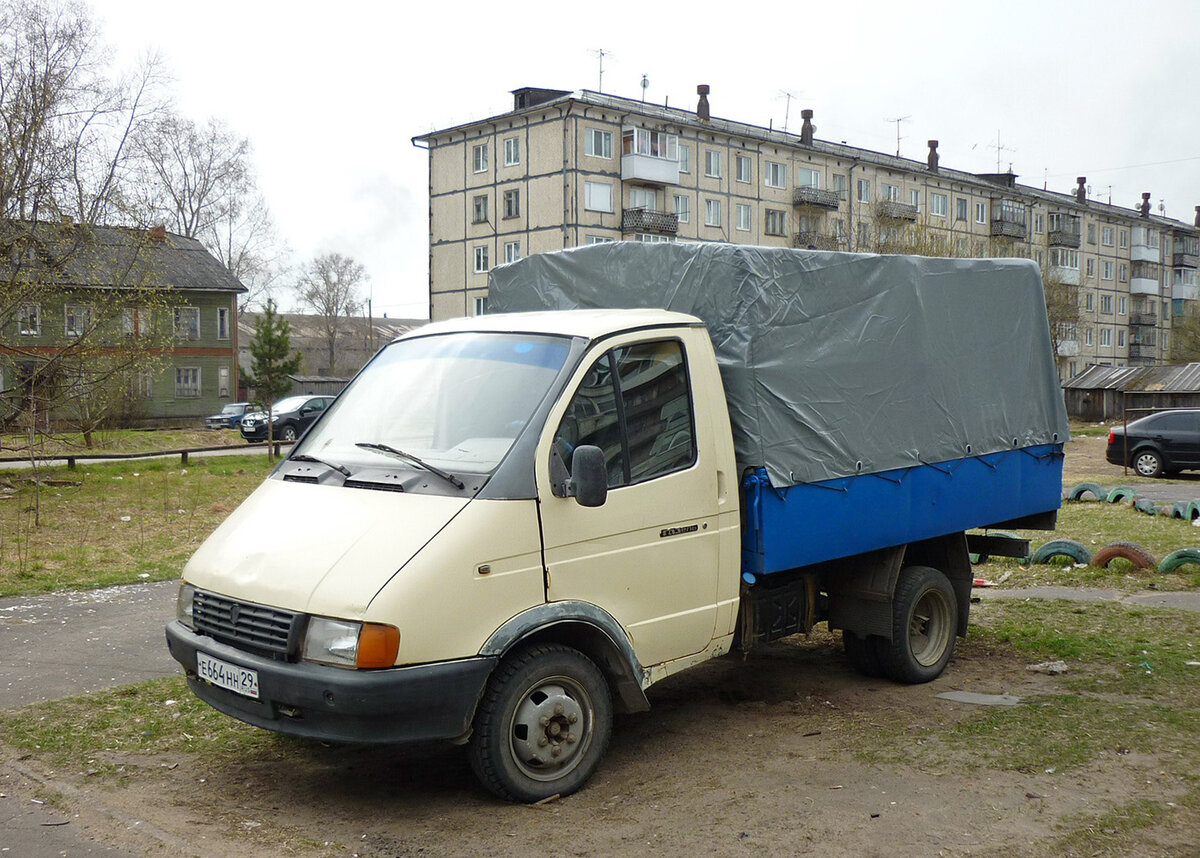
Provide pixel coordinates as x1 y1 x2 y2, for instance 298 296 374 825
1066 482 1107 501
280 424 298 441
1171 501 1189 520
1133 498 1160 516
469 644 612 803
1159 548 1200 575
1106 486 1139 504
1091 541 1157 570
1030 538 1092 566
876 566 958 684
1131 449 1164 478
843 630 885 678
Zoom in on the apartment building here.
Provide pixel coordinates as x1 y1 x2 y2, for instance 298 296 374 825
413 86 1200 379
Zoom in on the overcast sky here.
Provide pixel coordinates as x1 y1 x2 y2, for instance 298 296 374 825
98 0 1200 320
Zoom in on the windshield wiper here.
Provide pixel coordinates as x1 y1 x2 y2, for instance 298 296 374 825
355 442 465 489
289 453 352 478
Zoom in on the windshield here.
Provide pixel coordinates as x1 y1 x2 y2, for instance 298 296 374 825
296 332 573 475
271 396 308 413
220 404 245 415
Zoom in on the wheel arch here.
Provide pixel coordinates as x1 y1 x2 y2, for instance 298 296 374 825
481 602 650 714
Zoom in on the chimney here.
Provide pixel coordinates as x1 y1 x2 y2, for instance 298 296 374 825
800 109 814 146
149 224 167 243
927 140 939 172
696 85 710 122
1139 192 1151 218
1195 205 1199 228
1076 177 1087 204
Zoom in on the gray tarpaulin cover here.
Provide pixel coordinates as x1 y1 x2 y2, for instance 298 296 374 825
487 242 1070 487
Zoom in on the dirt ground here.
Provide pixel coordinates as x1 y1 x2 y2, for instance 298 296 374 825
5 628 1196 858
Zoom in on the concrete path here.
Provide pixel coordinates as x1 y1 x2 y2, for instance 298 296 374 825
975 585 1200 612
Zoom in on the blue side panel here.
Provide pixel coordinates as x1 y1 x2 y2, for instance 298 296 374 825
740 444 1064 576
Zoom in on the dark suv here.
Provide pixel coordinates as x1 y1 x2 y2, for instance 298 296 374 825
1106 409 1200 477
240 395 335 443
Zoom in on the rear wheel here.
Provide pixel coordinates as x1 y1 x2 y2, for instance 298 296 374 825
1132 449 1164 478
876 566 958 684
280 424 298 442
469 644 612 803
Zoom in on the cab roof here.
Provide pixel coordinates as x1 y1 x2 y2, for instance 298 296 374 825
397 308 703 342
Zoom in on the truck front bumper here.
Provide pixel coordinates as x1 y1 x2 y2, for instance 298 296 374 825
165 621 497 744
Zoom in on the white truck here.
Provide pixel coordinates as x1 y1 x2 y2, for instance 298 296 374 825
167 244 1068 802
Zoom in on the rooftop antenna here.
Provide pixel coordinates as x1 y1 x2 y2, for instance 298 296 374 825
591 48 609 92
779 90 801 132
640 74 649 102
886 115 910 157
988 130 1016 173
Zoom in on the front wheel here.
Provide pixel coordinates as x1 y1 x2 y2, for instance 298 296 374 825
280 424 298 442
1132 449 1164 478
876 566 958 684
469 644 612 803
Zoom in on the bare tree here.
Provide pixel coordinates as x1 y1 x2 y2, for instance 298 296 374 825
294 252 367 375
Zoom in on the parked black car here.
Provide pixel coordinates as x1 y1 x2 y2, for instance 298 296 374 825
205 402 254 430
1106 409 1200 477
240 395 335 442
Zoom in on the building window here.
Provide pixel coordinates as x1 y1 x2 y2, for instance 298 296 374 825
678 144 690 173
1119 263 1129 282
1119 230 1129 249
857 222 870 248
503 189 520 219
122 306 151 338
705 149 722 178
1100 328 1112 347
472 194 489 223
856 179 871 203
764 209 786 236
1051 248 1079 269
1118 329 1126 348
473 245 490 273
736 155 751 183
173 307 200 340
630 187 656 210
585 235 613 244
764 161 787 189
1087 223 1096 244
832 218 845 242
705 199 722 227
504 137 520 166
217 307 230 340
1119 296 1127 315
1034 213 1045 234
909 189 922 212
64 304 91 337
175 367 201 398
585 181 613 213
1084 291 1094 311
474 296 489 316
504 241 521 263
1102 226 1114 246
130 371 153 399
1100 294 1113 314
832 173 847 200
472 143 488 173
1085 258 1096 277
623 128 678 160
736 204 751 231
930 192 948 217
585 128 612 158
218 366 231 397
637 233 673 244
1084 327 1094 347
18 302 40 336
955 198 967 221
795 167 818 189
881 183 899 201
1102 260 1114 280
975 202 987 224
674 194 690 223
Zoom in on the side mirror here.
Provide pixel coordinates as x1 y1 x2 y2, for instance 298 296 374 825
568 445 608 507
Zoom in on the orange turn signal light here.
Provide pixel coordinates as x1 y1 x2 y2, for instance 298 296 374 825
355 623 400 668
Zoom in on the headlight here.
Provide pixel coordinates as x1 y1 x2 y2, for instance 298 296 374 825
302 617 399 668
270 414 281 422
177 582 196 628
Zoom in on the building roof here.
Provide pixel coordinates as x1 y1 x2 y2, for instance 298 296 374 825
414 87 1199 237
1064 363 1200 392
1 220 247 292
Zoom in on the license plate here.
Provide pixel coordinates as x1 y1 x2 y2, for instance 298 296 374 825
196 652 260 699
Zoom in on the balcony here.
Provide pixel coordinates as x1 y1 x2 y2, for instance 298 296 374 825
1048 224 1081 249
1048 266 1080 286
1175 249 1200 269
1129 343 1157 360
621 208 678 235
621 155 679 186
1057 339 1079 357
990 216 1026 239
792 187 841 210
793 231 841 250
875 200 918 222
1130 312 1157 327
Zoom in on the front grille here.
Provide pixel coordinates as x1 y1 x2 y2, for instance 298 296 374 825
193 590 301 658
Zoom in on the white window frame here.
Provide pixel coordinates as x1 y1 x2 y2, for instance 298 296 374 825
1101 226 1114 246
174 366 201 398
795 168 819 190
585 235 613 244
474 296 489 316
1100 327 1112 348
856 179 871 203
955 198 968 221
472 143 488 173
764 209 786 236
736 155 751 184
473 245 490 273
705 198 722 227
1102 260 1114 280
1084 291 1094 311
64 304 91 337
678 144 690 173
472 194 489 223
1119 230 1129 249
1100 294 1113 314
930 192 948 218
764 161 787 189
881 183 900 202
736 203 751 232
503 188 520 219
504 137 520 166
674 194 690 223
909 188 922 212
1119 296 1128 315
585 128 613 159
504 241 521 264
1084 328 1094 347
975 202 987 224
218 365 231 397
18 302 40 336
630 187 657 210
584 181 613 213
1118 329 1126 348
704 149 722 178
174 306 200 341
1085 258 1096 278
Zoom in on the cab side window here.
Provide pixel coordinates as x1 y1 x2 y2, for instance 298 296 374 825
555 340 695 488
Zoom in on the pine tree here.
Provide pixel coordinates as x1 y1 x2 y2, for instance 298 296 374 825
245 299 302 458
